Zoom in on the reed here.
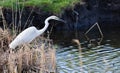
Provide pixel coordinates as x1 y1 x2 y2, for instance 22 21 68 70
0 28 56 73
73 39 83 73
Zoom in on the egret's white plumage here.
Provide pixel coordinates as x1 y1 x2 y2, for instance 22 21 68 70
9 15 64 49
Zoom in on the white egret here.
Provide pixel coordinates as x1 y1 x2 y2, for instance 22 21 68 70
9 15 65 49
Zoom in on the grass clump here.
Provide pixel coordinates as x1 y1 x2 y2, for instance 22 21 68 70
0 0 80 13
0 28 56 73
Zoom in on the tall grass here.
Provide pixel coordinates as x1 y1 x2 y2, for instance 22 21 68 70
0 28 56 73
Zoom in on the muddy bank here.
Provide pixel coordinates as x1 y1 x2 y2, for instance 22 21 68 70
0 0 120 31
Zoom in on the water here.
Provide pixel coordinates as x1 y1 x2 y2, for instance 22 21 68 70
57 45 120 73
51 30 120 73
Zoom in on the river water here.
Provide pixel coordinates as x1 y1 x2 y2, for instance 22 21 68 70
51 29 120 73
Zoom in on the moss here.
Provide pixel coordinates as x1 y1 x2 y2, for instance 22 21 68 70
0 0 80 13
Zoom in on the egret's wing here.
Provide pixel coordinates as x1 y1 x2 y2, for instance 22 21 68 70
9 27 37 49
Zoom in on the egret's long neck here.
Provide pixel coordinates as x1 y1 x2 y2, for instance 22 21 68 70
37 18 50 35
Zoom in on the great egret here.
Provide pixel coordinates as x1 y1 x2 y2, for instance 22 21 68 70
9 15 65 49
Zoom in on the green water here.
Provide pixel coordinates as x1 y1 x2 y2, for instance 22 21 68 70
52 30 120 73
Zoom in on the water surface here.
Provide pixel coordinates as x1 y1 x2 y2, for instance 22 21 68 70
51 30 120 73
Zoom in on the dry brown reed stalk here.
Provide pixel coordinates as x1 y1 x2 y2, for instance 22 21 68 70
50 48 56 73
0 6 7 29
39 44 46 73
16 48 23 73
0 28 12 52
72 39 83 73
0 28 56 73
8 50 16 73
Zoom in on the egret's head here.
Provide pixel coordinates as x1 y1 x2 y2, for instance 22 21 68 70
48 15 66 23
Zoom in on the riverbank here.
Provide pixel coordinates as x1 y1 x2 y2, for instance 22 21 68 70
0 0 79 13
0 0 120 32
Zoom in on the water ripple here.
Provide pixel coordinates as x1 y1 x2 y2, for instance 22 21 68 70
57 45 120 73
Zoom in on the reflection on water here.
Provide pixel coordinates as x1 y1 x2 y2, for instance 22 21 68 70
51 30 120 73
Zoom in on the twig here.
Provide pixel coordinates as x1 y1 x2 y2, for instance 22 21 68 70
85 22 104 45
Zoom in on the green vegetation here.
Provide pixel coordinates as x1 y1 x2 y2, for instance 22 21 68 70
0 0 80 13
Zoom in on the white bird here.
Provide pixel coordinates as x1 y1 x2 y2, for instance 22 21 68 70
9 15 65 49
